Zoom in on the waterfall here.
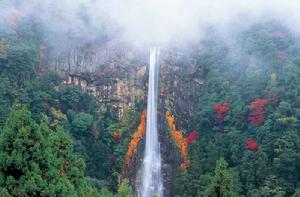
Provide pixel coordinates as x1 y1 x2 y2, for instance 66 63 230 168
140 47 163 197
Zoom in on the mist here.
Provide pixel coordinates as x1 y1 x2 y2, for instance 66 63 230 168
1 0 300 49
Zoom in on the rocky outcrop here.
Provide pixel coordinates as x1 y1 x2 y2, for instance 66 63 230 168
130 48 204 197
41 42 147 119
41 43 204 196
152 47 203 196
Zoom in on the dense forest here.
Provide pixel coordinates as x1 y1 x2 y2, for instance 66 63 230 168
0 17 135 196
175 22 300 197
1 3 300 197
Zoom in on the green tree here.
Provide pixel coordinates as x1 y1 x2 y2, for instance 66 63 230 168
98 187 113 197
0 106 99 196
71 112 94 136
59 86 81 110
292 189 300 197
115 179 133 197
0 27 38 86
204 158 239 197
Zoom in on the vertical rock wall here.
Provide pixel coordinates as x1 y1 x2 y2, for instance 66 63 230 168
41 42 148 120
40 43 203 197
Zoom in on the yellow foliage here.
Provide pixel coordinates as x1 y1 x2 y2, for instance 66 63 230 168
50 107 67 121
165 111 176 131
170 131 189 171
277 116 298 125
166 111 190 171
271 72 277 85
124 110 147 168
49 107 67 128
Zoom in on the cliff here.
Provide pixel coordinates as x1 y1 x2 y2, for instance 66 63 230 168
40 43 203 196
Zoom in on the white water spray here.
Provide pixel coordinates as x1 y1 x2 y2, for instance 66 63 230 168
140 47 163 197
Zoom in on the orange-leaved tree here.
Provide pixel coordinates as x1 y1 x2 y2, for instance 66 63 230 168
166 111 190 171
124 110 147 168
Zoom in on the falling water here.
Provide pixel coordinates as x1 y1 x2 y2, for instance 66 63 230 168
140 47 163 197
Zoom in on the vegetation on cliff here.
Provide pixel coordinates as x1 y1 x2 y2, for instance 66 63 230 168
1 9 300 197
0 19 135 196
175 22 300 196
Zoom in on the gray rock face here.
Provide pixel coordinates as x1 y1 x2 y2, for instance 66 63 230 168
41 43 203 196
42 43 147 120
156 48 203 197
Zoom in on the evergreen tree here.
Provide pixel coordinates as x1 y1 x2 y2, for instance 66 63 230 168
292 189 300 197
115 179 133 197
204 158 239 197
0 106 100 196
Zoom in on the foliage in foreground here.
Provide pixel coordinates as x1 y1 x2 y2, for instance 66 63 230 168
204 158 239 197
0 106 133 197
0 106 100 196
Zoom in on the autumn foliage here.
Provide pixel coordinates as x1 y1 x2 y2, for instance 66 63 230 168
124 110 147 167
186 130 198 145
245 138 258 150
213 102 230 124
166 112 190 171
267 93 278 105
171 131 190 171
111 155 117 162
248 98 267 125
113 132 121 141
166 111 176 131
278 51 288 64
9 11 27 28
272 31 286 38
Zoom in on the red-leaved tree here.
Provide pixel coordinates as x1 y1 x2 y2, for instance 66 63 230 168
245 138 258 150
213 102 230 124
278 51 288 64
268 93 278 105
113 132 121 141
186 130 198 145
248 98 267 125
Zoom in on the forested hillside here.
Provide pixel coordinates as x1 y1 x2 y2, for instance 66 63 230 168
0 18 134 196
175 22 300 197
0 6 300 197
